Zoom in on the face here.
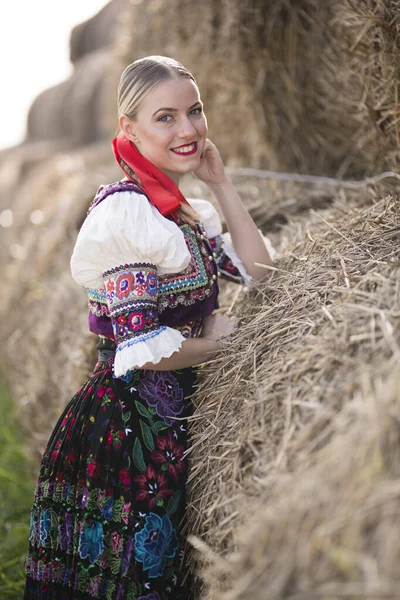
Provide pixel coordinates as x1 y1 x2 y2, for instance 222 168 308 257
121 78 207 183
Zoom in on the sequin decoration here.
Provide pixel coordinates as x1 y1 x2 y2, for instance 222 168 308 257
208 234 243 284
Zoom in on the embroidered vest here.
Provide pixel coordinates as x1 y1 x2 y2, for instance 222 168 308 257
85 181 220 341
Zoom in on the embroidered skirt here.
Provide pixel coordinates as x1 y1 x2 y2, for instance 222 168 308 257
24 354 197 600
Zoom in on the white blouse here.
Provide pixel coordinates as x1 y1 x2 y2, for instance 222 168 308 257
70 189 276 375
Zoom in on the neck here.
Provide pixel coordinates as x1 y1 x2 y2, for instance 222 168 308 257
159 167 181 186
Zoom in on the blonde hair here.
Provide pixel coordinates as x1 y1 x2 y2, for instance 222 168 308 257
117 56 201 225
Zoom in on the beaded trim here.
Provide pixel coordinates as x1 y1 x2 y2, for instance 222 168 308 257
209 234 243 284
158 223 217 312
115 326 167 352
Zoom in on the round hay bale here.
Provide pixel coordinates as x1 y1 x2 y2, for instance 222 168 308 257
69 0 124 64
26 50 113 147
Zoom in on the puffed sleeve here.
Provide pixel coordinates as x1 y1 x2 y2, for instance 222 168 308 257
70 190 191 377
189 198 277 286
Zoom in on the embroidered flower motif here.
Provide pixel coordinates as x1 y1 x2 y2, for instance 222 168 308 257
118 468 130 486
53 560 66 583
147 309 157 326
117 315 127 325
81 487 89 508
61 409 72 429
106 279 115 293
134 513 178 578
50 449 60 462
116 272 134 299
121 501 131 525
133 284 145 296
42 563 52 582
101 496 114 520
65 450 75 464
136 270 145 284
121 535 134 576
78 520 104 564
88 575 101 596
97 385 115 399
29 511 37 544
133 464 173 509
106 430 113 449
138 372 184 426
146 273 157 297
59 513 73 551
87 460 100 478
151 430 186 482
117 583 127 600
39 509 51 545
111 531 122 553
128 311 145 332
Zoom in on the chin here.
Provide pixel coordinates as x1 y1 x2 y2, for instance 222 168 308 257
174 156 202 173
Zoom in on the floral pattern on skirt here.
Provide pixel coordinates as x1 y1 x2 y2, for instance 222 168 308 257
24 357 196 600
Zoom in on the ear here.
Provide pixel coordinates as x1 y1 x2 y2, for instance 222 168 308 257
119 114 141 146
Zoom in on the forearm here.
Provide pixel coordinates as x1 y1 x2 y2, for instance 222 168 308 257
209 177 274 280
140 336 221 371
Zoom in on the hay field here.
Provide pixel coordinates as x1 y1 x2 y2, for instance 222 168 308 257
0 1 400 599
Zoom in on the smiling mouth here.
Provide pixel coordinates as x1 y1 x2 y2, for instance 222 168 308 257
171 141 198 156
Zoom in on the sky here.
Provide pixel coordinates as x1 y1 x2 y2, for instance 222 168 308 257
0 0 109 150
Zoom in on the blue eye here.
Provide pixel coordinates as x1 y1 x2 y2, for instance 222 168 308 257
190 107 202 116
157 114 172 122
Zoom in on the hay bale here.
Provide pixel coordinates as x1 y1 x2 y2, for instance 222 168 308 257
116 0 400 176
26 50 113 146
69 0 123 64
0 143 121 456
178 193 400 598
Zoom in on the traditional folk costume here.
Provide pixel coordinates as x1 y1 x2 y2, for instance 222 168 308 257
24 135 274 600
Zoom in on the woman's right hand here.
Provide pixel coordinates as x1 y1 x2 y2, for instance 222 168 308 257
200 312 238 342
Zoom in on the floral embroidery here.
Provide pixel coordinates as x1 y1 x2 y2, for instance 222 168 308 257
128 311 146 331
102 263 163 350
39 509 51 545
138 371 184 425
134 513 179 578
146 272 157 296
115 272 135 299
78 520 105 564
151 430 186 482
133 464 174 509
103 263 158 310
59 512 73 551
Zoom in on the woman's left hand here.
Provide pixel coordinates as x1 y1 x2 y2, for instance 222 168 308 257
192 138 228 186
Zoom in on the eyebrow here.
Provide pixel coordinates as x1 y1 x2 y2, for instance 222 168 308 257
152 101 202 117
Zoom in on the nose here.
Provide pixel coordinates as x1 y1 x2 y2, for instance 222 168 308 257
176 115 197 139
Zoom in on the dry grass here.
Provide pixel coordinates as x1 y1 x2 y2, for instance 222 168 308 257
179 192 400 599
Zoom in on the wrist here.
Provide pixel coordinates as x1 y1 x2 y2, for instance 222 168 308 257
202 336 223 349
207 175 232 193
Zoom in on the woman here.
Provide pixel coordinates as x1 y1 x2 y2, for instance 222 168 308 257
24 56 274 600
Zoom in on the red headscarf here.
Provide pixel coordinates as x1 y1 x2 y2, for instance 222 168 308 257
112 132 191 222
